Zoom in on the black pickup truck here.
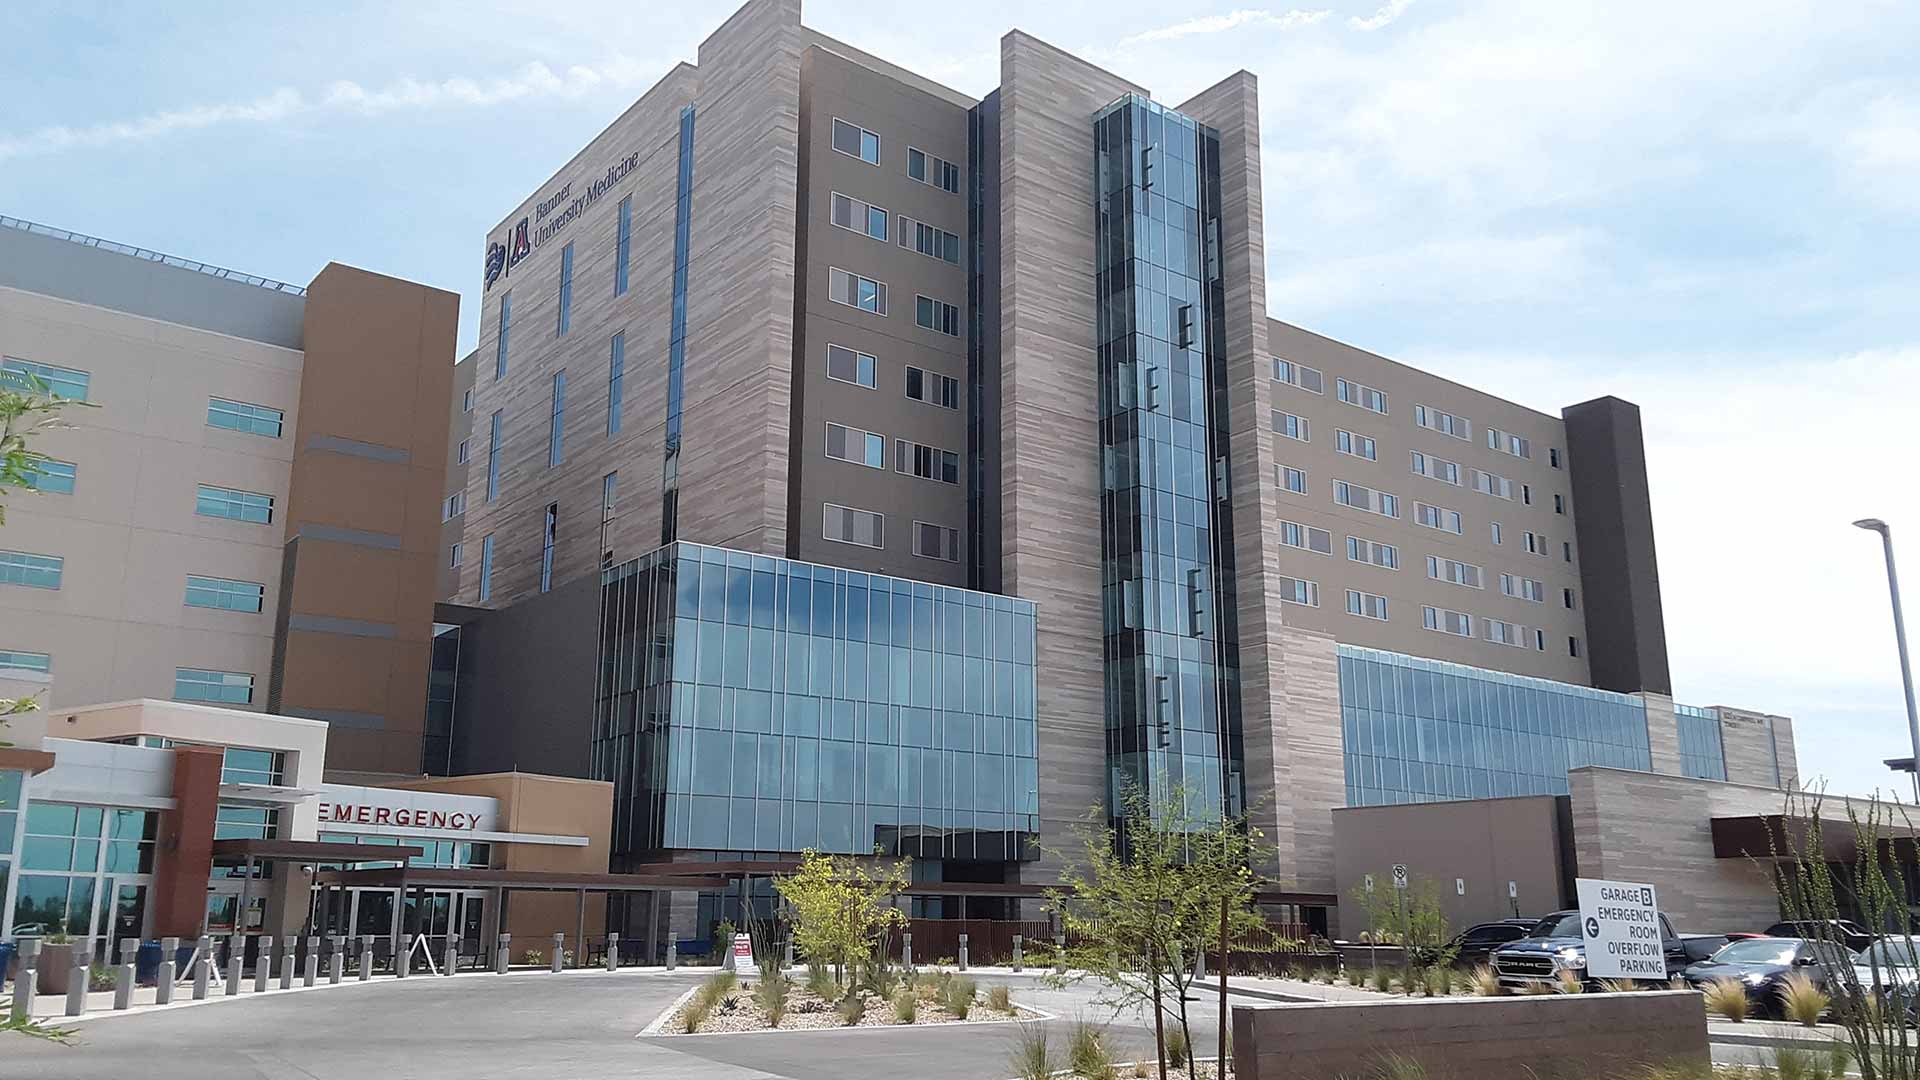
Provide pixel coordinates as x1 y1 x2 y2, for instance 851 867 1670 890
1491 909 1693 989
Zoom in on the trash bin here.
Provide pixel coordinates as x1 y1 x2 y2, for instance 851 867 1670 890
0 942 14 988
136 941 163 985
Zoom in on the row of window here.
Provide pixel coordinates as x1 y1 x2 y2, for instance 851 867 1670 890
1272 580 1583 657
820 502 960 562
825 267 962 339
0 650 257 704
822 423 961 486
1277 522 1574 608
832 118 962 197
827 193 963 266
828 344 961 410
1278 466 1570 561
6 359 285 439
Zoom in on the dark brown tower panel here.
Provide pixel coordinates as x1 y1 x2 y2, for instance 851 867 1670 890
1562 395 1672 695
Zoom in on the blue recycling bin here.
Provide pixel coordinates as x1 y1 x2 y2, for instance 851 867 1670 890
0 942 15 987
135 941 163 984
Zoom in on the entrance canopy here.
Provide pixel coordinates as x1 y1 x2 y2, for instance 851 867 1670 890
1711 813 1920 862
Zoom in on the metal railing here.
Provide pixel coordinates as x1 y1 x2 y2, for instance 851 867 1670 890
0 214 307 296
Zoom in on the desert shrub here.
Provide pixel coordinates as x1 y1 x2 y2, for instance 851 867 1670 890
860 956 901 998
1703 977 1750 1022
1778 972 1830 1027
1009 1021 1055 1080
1371 965 1393 994
1520 979 1558 995
1467 966 1502 996
891 988 917 1024
1068 1018 1112 1079
806 961 840 1003
945 976 977 1019
988 984 1012 1012
1774 1043 1850 1080
1599 978 1642 993
680 997 712 1033
522 949 544 965
1368 1052 1430 1080
837 989 867 1026
1555 969 1586 994
1165 1024 1190 1071
756 971 791 1027
1424 966 1452 997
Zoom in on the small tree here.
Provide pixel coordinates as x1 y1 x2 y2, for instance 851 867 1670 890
1048 781 1270 1078
773 849 909 985
1352 873 1458 968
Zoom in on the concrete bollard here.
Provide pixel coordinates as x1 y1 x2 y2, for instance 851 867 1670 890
115 938 137 1010
958 933 969 971
902 932 913 973
303 936 319 987
783 939 794 971
397 934 412 978
359 936 374 982
67 940 89 1016
329 936 344 984
1054 935 1067 974
157 936 180 1005
605 934 619 973
665 937 677 971
1193 941 1206 981
279 938 296 990
1013 935 1024 972
226 936 244 996
254 937 273 994
551 934 565 973
445 933 461 976
193 936 212 1000
495 933 511 975
12 939 38 1023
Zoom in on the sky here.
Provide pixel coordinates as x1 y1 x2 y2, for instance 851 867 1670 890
3 0 1917 798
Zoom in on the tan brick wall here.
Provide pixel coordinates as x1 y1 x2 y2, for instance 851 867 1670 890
1643 692 1682 774
1718 705 1793 789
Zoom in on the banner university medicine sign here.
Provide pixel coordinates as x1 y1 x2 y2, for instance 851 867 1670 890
485 151 641 291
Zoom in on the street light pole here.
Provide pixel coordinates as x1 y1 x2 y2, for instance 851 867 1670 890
1856 518 1920 804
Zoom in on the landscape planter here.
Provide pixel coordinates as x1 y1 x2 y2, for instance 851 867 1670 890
35 942 76 996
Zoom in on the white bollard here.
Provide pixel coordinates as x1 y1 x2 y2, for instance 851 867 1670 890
193 936 212 1000
254 937 273 993
114 938 137 1010
665 937 678 971
359 936 374 982
605 934 619 973
958 933 969 971
226 936 244 996
11 940 38 1023
902 932 913 973
396 934 412 978
445 933 461 976
303 936 319 987
66 939 89 1017
1013 935 1024 972
157 937 180 1005
279 938 295 990
550 934 565 973
329 935 344 984
496 933 511 975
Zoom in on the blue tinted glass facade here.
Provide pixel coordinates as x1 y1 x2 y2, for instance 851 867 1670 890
1676 703 1728 781
594 542 1039 864
660 105 695 544
1092 94 1244 823
1339 645 1653 805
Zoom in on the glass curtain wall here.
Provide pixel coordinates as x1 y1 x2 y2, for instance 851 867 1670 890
1338 644 1653 805
1092 94 1245 825
593 542 1039 864
1675 704 1728 781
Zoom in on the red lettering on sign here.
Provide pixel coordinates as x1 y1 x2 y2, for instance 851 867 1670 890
373 807 392 825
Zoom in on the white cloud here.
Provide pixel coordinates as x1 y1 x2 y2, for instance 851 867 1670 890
0 57 659 162
1118 8 1330 48
1266 228 1605 315
1349 0 1414 31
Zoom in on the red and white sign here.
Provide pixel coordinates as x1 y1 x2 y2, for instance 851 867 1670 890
732 934 759 977
315 783 497 837
318 803 482 831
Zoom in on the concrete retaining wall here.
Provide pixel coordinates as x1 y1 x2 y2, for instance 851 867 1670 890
1232 989 1708 1080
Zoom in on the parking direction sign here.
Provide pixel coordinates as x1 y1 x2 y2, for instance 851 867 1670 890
1575 878 1664 980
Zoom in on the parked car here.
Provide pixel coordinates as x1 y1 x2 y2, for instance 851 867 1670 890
1491 909 1686 990
1448 920 1538 968
1763 920 1874 952
1852 936 1920 1018
1683 937 1850 1017
1678 934 1733 964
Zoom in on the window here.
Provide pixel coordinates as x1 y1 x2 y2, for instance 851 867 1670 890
174 668 254 704
597 332 623 436
207 397 284 437
614 195 632 296
1278 465 1307 495
456 439 470 464
1280 521 1333 556
1346 589 1389 621
1413 404 1470 440
1569 636 1581 657
195 483 273 524
896 439 960 484
0 550 62 589
539 503 558 594
915 295 961 336
601 471 618 526
1336 378 1387 414
1347 535 1398 569
555 242 574 335
1563 540 1574 563
1486 426 1531 458
1335 430 1376 460
1500 574 1546 602
548 371 567 466
486 410 503 502
1564 587 1576 609
184 575 264 613
1533 627 1548 651
494 293 512 379
1278 576 1320 607
828 268 888 314
443 491 465 521
1549 447 1561 469
1522 483 1533 506
912 521 961 562
2 358 89 400
826 344 878 389
823 503 884 548
905 366 960 409
478 534 495 602
449 542 462 569
1334 480 1398 518
1271 358 1325 394
1414 502 1463 534
0 649 51 677
906 148 961 193
825 423 887 469
23 458 76 494
1423 606 1473 637
1485 619 1523 647
1554 493 1565 515
831 118 881 164
1473 469 1514 500
897 216 961 264
1427 556 1483 588
830 192 889 241
1410 451 1461 485
1491 522 1503 545
463 389 473 413
1271 410 1310 442
1524 531 1548 557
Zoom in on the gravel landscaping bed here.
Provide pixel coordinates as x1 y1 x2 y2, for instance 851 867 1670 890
666 971 1035 1034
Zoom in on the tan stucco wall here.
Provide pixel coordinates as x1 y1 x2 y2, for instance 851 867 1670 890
1332 795 1568 935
